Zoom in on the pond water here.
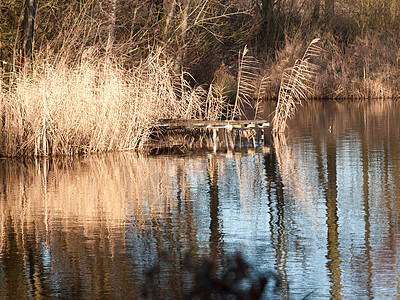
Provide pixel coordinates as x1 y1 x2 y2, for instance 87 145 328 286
0 100 399 299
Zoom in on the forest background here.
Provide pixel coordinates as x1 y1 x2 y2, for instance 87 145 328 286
0 0 399 156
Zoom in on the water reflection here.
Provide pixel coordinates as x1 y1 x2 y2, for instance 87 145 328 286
0 100 399 299
270 100 400 298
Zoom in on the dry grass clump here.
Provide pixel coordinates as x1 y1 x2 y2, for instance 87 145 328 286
259 35 316 100
260 32 400 101
317 32 400 99
207 63 236 119
0 49 223 157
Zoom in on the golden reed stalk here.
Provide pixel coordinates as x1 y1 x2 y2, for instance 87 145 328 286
0 49 219 157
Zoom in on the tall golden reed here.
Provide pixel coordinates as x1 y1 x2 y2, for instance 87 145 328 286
0 49 214 157
272 38 322 133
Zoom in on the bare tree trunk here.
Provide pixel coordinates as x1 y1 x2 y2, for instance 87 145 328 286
22 0 38 66
260 0 279 49
261 0 273 17
163 0 177 42
312 0 321 21
109 0 117 47
177 0 190 75
325 0 334 25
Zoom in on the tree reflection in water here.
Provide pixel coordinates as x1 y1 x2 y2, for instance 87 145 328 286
0 100 399 299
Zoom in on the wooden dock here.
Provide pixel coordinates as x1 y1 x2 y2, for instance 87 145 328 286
156 119 270 130
153 119 271 152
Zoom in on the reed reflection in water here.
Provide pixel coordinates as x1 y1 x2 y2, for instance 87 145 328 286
0 100 399 299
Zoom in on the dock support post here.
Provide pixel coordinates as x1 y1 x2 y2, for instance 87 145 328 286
213 128 218 153
262 128 266 145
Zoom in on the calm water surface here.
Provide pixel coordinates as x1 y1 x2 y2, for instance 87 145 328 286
0 101 399 299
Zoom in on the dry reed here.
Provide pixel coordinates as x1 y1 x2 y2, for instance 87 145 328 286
232 45 258 120
272 38 322 133
262 33 400 101
0 49 222 157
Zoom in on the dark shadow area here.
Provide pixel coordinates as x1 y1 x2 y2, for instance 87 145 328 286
142 251 287 300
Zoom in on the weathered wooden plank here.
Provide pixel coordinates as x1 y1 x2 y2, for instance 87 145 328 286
156 119 270 130
149 119 272 152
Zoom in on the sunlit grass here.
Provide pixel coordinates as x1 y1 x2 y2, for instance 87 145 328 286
261 32 400 101
0 49 226 157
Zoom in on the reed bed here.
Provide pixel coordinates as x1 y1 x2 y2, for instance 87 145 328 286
261 33 400 101
0 49 225 157
2 32 399 157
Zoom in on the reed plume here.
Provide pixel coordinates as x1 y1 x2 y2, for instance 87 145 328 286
272 38 322 132
232 45 260 120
